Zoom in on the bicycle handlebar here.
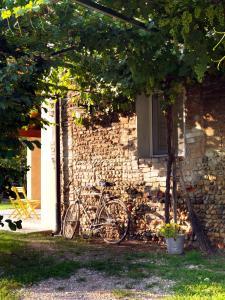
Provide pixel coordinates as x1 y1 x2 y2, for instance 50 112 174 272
74 181 115 194
99 181 115 187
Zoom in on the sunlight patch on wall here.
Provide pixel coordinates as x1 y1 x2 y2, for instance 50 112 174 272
205 127 214 136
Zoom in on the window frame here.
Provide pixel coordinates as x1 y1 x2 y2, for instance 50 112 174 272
136 92 185 159
151 93 168 156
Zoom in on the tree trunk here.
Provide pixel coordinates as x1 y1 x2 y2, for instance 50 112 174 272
172 158 178 223
165 104 174 224
179 163 214 254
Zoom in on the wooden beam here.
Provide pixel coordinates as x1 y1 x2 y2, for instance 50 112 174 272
75 0 152 32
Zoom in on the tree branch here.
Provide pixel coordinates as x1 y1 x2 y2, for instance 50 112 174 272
51 46 77 57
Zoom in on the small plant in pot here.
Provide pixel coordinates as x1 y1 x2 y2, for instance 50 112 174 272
159 223 185 254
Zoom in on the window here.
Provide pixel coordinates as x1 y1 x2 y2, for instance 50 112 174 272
152 94 167 155
136 93 184 158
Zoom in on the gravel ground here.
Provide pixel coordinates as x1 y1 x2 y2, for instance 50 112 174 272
22 269 174 300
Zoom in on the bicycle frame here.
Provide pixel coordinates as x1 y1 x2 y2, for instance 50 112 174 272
74 186 111 230
63 182 130 243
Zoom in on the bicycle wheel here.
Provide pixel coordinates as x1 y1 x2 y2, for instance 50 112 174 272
97 199 130 244
62 202 80 239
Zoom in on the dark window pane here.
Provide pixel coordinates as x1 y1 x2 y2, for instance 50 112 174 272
136 94 151 158
152 94 167 155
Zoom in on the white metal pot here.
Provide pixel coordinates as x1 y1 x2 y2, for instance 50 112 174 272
165 235 185 254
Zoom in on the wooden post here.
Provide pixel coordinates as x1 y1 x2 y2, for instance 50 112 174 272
172 158 178 223
165 103 173 224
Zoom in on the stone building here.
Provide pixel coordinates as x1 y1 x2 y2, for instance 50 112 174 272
40 78 225 248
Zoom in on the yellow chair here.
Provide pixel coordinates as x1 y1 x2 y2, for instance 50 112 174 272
9 187 30 219
9 187 40 220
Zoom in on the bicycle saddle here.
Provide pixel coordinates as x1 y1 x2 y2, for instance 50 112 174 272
99 181 114 187
85 184 100 193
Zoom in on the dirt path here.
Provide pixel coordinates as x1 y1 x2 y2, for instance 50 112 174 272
22 268 173 300
18 238 174 300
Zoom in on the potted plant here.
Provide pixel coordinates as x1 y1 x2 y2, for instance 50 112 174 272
159 223 185 254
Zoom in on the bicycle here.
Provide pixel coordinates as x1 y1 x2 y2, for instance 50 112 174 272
62 181 130 244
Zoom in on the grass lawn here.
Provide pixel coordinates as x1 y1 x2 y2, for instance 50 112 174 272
0 232 224 299
0 202 13 210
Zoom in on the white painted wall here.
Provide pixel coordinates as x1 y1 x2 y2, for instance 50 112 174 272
41 105 57 231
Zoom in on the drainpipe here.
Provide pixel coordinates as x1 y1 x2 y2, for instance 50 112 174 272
52 99 61 235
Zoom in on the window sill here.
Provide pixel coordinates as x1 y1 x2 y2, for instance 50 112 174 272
138 154 185 164
138 155 167 162
138 157 167 165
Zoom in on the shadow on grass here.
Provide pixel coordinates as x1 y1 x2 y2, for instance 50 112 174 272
121 249 225 299
0 232 225 300
0 232 83 299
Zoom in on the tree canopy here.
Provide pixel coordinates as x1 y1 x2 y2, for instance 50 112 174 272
0 0 225 182
1 1 225 104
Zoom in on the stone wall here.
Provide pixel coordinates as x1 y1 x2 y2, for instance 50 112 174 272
183 80 225 247
60 79 225 248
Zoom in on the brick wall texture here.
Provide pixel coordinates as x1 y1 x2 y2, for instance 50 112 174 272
60 79 225 248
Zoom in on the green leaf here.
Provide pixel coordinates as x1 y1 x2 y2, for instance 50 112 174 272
21 140 35 151
13 7 23 17
32 140 42 148
194 7 201 19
